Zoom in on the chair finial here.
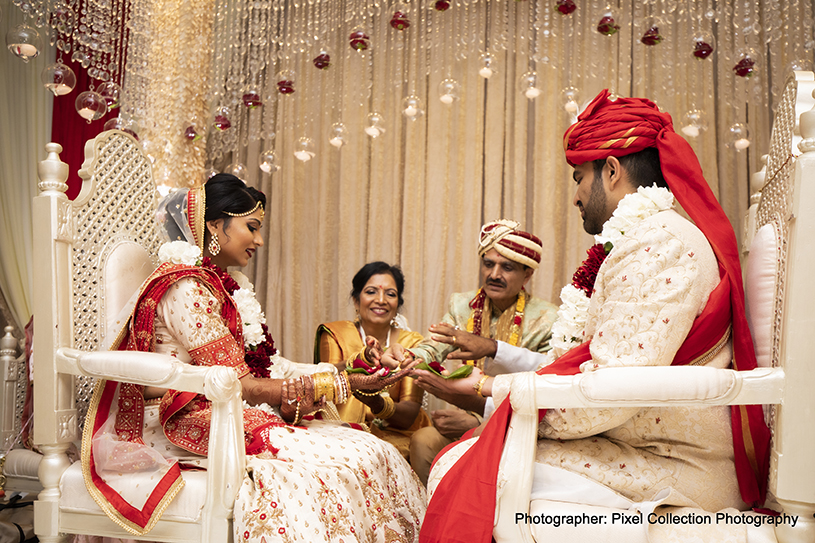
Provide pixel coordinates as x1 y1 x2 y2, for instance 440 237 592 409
798 90 815 154
37 142 69 195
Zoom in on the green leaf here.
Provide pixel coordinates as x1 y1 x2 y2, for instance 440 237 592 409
444 365 474 379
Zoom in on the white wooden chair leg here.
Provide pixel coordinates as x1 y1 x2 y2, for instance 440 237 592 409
34 443 71 543
774 498 815 543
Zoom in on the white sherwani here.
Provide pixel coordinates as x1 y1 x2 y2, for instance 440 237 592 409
431 209 745 521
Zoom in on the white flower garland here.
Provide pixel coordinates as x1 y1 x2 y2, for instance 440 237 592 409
157 241 267 350
549 185 674 359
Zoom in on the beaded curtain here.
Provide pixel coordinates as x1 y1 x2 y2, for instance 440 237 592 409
11 0 814 362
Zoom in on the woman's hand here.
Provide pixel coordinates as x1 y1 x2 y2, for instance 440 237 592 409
279 375 324 422
380 343 413 370
363 336 384 366
347 358 419 394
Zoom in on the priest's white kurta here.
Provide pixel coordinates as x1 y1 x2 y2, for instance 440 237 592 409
430 209 744 516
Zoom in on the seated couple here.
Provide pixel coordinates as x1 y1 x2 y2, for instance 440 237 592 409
83 176 425 543
315 223 560 484
413 90 771 543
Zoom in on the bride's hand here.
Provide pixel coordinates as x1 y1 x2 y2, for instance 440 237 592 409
279 375 323 422
347 357 420 394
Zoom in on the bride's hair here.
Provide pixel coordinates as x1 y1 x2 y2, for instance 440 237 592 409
204 174 267 224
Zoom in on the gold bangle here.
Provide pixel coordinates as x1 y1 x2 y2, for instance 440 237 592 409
372 394 396 419
353 383 393 397
313 372 335 403
474 375 489 397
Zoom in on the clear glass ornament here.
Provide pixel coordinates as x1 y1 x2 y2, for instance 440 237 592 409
213 106 232 131
294 137 317 161
691 32 715 60
329 123 349 148
204 167 218 180
364 113 385 138
276 69 296 94
75 87 108 123
788 59 814 73
478 52 498 79
728 123 751 150
312 45 333 70
390 2 411 31
242 86 263 108
259 149 280 173
6 23 42 62
438 79 460 104
227 162 248 180
638 16 666 46
402 95 425 121
51 4 76 35
561 86 580 114
733 48 760 78
98 81 121 109
349 26 371 52
595 7 622 37
518 72 541 100
680 110 707 138
41 59 76 96
71 50 91 69
103 116 139 139
555 0 576 16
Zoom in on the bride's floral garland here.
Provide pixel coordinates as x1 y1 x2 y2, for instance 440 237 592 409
157 241 276 378
549 185 674 358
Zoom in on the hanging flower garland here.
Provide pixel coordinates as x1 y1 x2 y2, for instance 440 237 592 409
466 288 526 347
549 185 674 358
157 241 276 378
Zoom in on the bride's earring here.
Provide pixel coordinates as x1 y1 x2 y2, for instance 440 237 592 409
209 232 221 256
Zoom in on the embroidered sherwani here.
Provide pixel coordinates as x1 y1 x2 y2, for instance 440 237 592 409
85 268 426 543
431 210 744 525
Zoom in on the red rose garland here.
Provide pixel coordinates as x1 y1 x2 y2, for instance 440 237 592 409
202 257 276 378
571 244 609 297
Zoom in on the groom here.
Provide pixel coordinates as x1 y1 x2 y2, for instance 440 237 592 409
418 89 771 543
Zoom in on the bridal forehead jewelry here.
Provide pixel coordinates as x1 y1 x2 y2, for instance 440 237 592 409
224 201 265 220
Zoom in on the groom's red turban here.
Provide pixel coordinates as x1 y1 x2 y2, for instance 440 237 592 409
563 89 770 506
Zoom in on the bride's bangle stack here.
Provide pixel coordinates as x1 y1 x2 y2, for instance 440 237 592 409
312 371 350 405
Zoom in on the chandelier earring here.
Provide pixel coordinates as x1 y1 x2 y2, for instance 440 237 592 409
209 232 221 256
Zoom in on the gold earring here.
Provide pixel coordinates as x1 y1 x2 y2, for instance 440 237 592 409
209 232 221 256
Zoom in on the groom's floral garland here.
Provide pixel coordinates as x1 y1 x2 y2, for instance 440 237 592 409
157 241 275 378
549 185 674 358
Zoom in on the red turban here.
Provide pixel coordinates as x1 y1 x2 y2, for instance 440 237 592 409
564 89 770 506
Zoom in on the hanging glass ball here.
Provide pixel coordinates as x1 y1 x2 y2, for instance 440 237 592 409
728 123 751 150
184 124 202 141
595 7 621 37
390 3 410 31
103 116 139 139
733 49 759 78
691 32 715 60
364 113 385 138
438 79 461 104
349 27 371 51
75 88 108 123
434 0 450 11
788 58 815 73
213 106 232 131
561 86 580 114
518 72 541 100
259 149 280 173
639 16 666 46
41 59 76 96
204 167 218 180
276 70 296 94
329 122 349 148
227 162 248 181
294 137 317 161
312 45 332 70
51 4 76 35
680 110 707 138
98 81 121 109
478 51 498 79
556 0 577 16
6 23 42 62
242 86 263 108
402 95 425 121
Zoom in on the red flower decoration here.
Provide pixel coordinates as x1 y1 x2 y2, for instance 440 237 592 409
693 40 713 59
733 57 756 77
213 115 231 131
556 0 576 15
434 0 450 10
242 92 262 108
640 26 663 46
597 15 620 36
572 244 608 297
277 80 295 94
313 53 331 70
513 315 522 325
184 125 201 141
349 31 370 51
390 11 410 30
428 361 444 374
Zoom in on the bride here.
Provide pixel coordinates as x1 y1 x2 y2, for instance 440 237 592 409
82 174 426 542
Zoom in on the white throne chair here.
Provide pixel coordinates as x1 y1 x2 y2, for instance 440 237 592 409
479 71 815 543
31 130 246 542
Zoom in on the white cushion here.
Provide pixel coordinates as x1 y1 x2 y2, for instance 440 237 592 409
59 463 206 522
745 223 778 368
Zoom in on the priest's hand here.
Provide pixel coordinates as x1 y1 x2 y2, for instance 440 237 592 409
362 336 385 367
380 343 415 370
414 367 487 412
429 323 498 361
431 409 480 440
347 359 419 394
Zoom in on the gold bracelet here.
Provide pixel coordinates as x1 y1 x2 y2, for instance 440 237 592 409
474 375 489 397
313 372 335 403
353 383 393 397
372 394 396 419
293 400 302 425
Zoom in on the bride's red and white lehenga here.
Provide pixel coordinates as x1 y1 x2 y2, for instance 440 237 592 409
82 187 425 542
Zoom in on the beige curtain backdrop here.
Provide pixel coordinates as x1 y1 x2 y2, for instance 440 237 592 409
0 0 53 332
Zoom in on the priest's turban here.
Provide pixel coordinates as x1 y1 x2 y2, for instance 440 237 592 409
477 220 542 270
